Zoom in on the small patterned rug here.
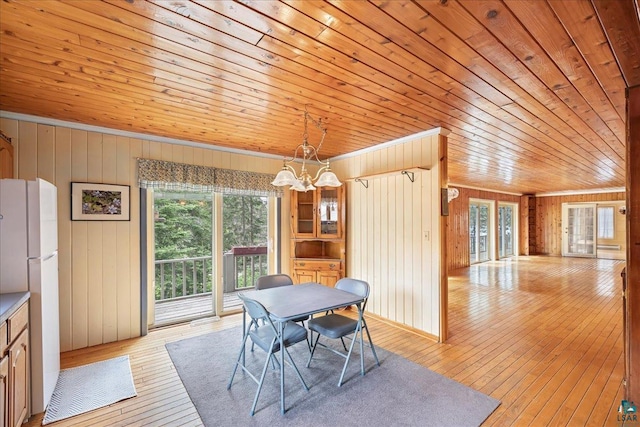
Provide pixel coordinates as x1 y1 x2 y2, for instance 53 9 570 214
42 355 137 425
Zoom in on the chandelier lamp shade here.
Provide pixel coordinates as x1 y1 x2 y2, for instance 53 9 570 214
271 108 342 192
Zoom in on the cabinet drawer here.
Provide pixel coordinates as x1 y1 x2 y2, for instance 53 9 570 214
7 303 28 343
293 260 340 271
0 322 6 355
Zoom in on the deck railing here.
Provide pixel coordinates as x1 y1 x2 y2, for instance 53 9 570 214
154 246 268 302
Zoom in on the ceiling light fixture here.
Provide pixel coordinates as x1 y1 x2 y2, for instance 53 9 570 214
271 107 342 192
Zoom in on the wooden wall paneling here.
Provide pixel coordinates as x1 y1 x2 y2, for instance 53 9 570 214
116 136 132 341
420 170 433 333
147 141 163 160
129 138 142 337
533 192 626 256
519 195 530 255
438 134 447 341
397 175 408 325
626 84 640 403
70 129 89 350
160 142 173 161
379 175 390 318
369 172 379 315
17 122 37 181
36 125 55 183
412 171 423 330
54 127 72 352
181 146 194 166
101 134 118 344
0 119 17 179
171 144 184 164
388 175 399 321
86 132 104 347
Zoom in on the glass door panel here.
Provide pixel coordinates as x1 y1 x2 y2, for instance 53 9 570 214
153 190 214 327
562 203 596 257
498 204 515 258
318 186 342 238
221 194 269 300
470 201 491 264
292 190 315 237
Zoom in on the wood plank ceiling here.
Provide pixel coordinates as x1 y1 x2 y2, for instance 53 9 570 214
1 0 640 194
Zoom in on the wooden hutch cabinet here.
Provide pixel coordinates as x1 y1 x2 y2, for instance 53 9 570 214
290 186 345 286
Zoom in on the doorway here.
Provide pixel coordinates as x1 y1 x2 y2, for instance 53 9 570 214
470 200 492 264
562 203 596 257
149 190 273 327
498 202 517 259
153 190 215 326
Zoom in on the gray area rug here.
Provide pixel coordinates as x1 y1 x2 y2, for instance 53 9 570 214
166 327 500 426
43 355 137 425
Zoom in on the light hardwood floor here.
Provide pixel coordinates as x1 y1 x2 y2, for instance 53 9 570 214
26 256 626 426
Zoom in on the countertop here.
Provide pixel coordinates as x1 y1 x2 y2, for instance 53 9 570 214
0 292 30 323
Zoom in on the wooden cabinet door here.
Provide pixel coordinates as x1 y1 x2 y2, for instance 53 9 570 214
293 269 316 284
291 191 316 238
8 330 28 427
317 270 340 287
316 186 343 239
0 355 8 427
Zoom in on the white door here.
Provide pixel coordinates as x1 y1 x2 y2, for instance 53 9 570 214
562 203 596 257
470 201 491 264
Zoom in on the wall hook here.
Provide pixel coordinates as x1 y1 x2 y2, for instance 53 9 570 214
401 170 415 183
355 178 369 188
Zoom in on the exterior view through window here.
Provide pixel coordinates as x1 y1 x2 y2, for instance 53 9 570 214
152 191 269 326
469 201 491 264
597 206 615 239
498 204 515 258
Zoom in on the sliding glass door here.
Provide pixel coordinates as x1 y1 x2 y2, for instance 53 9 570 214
562 203 596 257
498 203 516 258
470 201 491 264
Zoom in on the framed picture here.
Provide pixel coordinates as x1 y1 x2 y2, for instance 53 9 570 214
71 182 130 221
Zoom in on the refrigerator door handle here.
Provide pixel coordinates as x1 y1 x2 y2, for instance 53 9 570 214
28 251 58 262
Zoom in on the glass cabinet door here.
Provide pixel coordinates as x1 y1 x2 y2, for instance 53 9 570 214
317 187 342 238
292 190 316 237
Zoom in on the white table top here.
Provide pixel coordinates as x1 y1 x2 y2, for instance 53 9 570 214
239 282 363 322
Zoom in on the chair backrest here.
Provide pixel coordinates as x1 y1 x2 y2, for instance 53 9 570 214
335 278 369 299
255 274 294 290
238 293 271 323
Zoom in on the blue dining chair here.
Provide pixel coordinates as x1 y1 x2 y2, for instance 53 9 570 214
255 274 311 349
227 294 309 416
306 278 380 386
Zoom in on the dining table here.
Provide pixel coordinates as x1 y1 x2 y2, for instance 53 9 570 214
239 282 368 414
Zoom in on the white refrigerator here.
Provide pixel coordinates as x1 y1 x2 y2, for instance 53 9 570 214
0 178 60 415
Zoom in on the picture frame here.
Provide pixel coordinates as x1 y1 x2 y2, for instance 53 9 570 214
71 182 130 221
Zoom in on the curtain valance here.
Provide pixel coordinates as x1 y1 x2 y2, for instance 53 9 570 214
137 158 283 197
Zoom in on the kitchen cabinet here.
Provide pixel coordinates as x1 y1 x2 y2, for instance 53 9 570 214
0 301 29 427
290 187 345 286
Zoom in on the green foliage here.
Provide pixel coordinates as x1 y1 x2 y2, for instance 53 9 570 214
154 197 213 261
153 193 269 300
222 195 268 251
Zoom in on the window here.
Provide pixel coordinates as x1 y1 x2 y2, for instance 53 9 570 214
597 206 615 239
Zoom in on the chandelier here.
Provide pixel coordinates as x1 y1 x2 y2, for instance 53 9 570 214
271 108 342 192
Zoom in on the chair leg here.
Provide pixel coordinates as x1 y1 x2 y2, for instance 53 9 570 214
306 331 320 368
361 319 380 366
227 328 251 389
338 327 361 387
339 337 348 351
282 346 309 391
250 339 277 416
